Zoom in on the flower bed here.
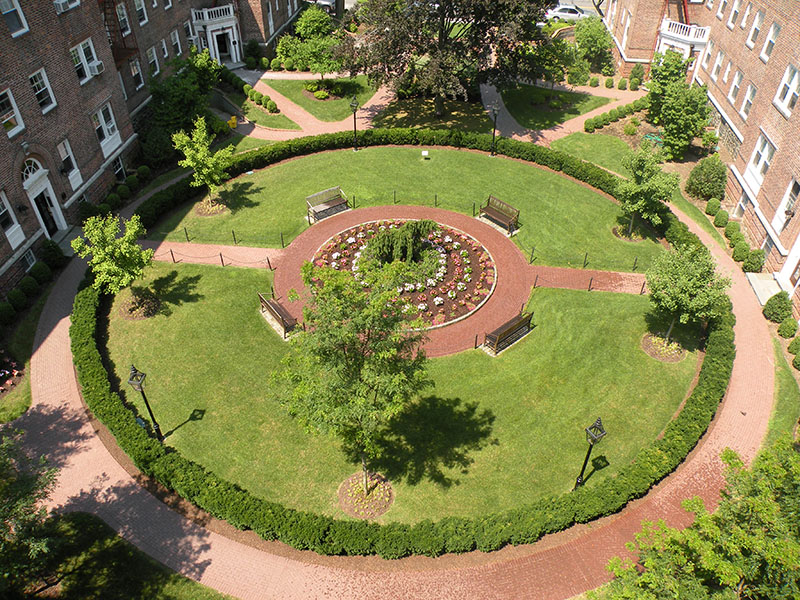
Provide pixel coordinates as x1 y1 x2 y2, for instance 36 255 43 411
313 220 496 328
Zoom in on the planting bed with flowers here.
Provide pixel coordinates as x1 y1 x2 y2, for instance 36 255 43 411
313 220 496 328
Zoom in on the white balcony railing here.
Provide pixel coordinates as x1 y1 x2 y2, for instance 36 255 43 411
660 18 710 44
191 4 235 25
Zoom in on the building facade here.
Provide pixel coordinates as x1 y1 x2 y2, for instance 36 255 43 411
0 0 300 296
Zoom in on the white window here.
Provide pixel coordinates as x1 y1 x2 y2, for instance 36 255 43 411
183 20 193 43
621 10 631 50
57 139 82 190
0 88 23 137
58 0 81 12
130 58 143 89
112 156 126 181
133 0 147 25
70 39 97 84
702 40 715 70
706 0 714 8
164 0 171 8
774 65 800 118
116 3 130 36
92 103 120 157
146 46 159 75
0 191 24 250
746 134 775 190
1 0 28 37
729 70 743 103
170 29 181 55
774 180 800 233
712 51 725 81
784 181 800 218
716 0 728 19
29 69 56 113
760 23 780 61
22 249 35 270
746 10 764 49
151 0 157 7
723 61 732 83
740 84 756 119
740 2 751 28
160 39 168 58
727 0 740 27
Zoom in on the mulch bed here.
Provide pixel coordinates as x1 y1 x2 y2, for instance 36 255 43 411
337 472 394 520
641 332 686 363
0 350 23 397
612 225 645 242
118 290 161 321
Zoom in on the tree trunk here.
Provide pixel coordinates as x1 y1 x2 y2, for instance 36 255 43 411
665 316 676 344
627 213 635 236
434 94 445 117
360 452 369 496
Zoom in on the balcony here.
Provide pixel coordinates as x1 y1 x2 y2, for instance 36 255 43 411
659 18 710 46
191 4 235 27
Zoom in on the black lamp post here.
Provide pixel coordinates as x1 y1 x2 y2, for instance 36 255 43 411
128 365 163 442
490 105 499 156
574 417 606 489
350 95 359 152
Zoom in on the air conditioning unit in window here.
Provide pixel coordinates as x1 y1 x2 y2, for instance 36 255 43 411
88 60 105 76
54 0 71 14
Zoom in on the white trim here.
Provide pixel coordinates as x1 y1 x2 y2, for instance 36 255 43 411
128 94 152 118
133 0 148 25
146 45 159 75
706 90 744 141
0 191 24 250
729 163 788 256
0 87 24 138
116 2 131 36
70 38 98 85
745 9 763 49
727 0 740 28
760 22 780 62
63 133 138 208
738 83 756 120
57 138 82 191
0 230 43 280
2 0 29 37
29 68 57 114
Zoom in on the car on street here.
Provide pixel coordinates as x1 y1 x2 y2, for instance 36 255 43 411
545 4 590 21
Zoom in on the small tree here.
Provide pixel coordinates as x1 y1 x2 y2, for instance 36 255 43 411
295 4 334 39
647 50 692 124
660 81 711 159
71 214 154 295
686 153 728 201
617 146 679 235
646 244 731 342
574 16 613 72
277 264 431 495
172 116 235 208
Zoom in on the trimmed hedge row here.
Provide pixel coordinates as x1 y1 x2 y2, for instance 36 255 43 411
584 97 650 133
84 131 739 558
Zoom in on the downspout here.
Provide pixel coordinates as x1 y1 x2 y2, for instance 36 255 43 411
681 0 690 24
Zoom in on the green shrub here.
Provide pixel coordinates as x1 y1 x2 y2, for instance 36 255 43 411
29 261 52 285
724 221 740 240
605 77 614 88
314 90 329 100
567 58 590 86
244 39 261 60
622 103 635 116
728 231 746 249
304 80 319 92
39 239 68 269
584 118 596 133
97 203 111 215
243 84 253 96
713 209 729 228
284 58 295 71
609 108 620 121
299 62 310 72
136 165 151 181
116 184 130 200
19 275 39 299
743 249 765 273
7 288 26 312
261 57 270 70
732 240 749 262
788 336 800 355
589 76 600 87
245 56 258 70
686 154 728 201
104 193 121 209
266 100 278 113
623 122 637 136
793 353 800 371
270 58 282 70
631 116 640 126
617 78 628 90
705 197 721 216
630 63 645 82
778 317 798 338
764 291 792 323
254 91 264 104
0 302 15 327
247 88 257 101
78 201 100 222
260 94 271 106
630 78 640 91
125 175 139 193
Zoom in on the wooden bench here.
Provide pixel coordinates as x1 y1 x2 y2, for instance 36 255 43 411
306 186 349 223
259 292 297 339
480 195 519 234
484 311 533 354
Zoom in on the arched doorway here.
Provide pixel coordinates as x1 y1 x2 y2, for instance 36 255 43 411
21 158 66 238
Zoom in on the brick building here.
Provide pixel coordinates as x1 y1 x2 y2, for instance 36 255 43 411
0 0 300 296
603 0 800 305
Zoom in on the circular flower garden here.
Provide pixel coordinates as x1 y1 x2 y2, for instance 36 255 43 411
313 220 496 328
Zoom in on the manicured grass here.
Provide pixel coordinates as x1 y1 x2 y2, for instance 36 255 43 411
551 132 632 177
765 338 800 447
372 97 493 131
264 76 375 122
148 147 665 272
225 91 301 130
221 132 275 154
138 166 192 198
42 512 231 599
501 84 612 130
669 188 727 248
106 263 698 523
0 285 52 423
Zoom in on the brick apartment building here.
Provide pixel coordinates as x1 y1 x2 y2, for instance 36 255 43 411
604 0 800 305
0 0 301 296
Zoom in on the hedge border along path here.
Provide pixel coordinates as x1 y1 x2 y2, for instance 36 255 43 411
63 130 738 560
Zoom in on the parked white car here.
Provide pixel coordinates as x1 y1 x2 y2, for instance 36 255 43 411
545 4 590 21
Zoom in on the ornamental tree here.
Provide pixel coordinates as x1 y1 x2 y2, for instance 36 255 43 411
660 81 711 160
71 214 154 295
277 263 432 494
647 49 692 124
645 244 730 342
341 0 549 116
574 16 613 72
172 116 234 207
617 146 679 234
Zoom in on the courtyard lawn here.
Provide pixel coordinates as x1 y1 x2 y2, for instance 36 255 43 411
551 132 633 177
225 91 301 130
263 76 375 122
106 263 699 523
221 132 275 154
372 98 493 132
148 147 665 272
765 338 800 447
501 84 612 130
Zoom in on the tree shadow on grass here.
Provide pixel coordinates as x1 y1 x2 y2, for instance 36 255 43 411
613 214 662 245
644 311 704 353
353 396 497 488
217 180 261 214
129 270 204 318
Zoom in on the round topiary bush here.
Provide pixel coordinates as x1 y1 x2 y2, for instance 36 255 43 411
793 353 800 371
116 184 130 200
261 57 270 70
136 165 151 182
705 197 721 216
39 239 67 270
243 84 253 96
605 77 614 88
260 94 271 106
18 275 39 299
105 193 121 209
728 231 746 249
630 78 640 91
245 56 258 70
78 201 100 222
97 203 111 215
732 240 750 262
0 301 15 327
778 317 798 338
284 58 295 71
623 122 637 136
713 209 729 228
589 76 599 87
7 288 26 312
724 221 740 240
788 335 800 355
125 174 139 192
617 78 628 90
29 261 52 284
743 249 766 273
763 291 793 323
254 91 264 103
270 57 282 71
266 100 278 113
686 154 727 201
584 118 596 133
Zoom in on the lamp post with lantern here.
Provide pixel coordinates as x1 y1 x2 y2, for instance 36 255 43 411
574 417 606 489
127 365 163 442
